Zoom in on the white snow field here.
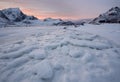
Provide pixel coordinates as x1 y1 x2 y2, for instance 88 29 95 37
0 24 120 82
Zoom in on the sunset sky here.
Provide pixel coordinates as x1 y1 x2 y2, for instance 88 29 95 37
0 0 120 20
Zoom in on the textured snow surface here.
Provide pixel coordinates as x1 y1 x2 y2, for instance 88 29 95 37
0 24 120 82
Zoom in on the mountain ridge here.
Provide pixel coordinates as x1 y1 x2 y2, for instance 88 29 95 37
0 8 76 27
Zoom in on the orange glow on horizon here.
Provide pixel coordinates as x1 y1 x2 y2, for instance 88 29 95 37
21 8 95 20
1 0 118 20
0 7 95 20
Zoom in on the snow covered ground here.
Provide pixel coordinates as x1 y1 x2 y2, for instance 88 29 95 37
0 24 120 82
79 24 120 45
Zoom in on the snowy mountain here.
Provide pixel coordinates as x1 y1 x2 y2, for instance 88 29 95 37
38 18 75 26
0 8 42 27
90 7 120 24
43 18 63 23
1 8 26 22
41 18 63 26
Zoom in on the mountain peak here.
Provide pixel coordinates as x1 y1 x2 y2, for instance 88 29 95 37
2 7 21 11
109 7 120 12
1 7 26 22
0 8 41 27
90 7 120 24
